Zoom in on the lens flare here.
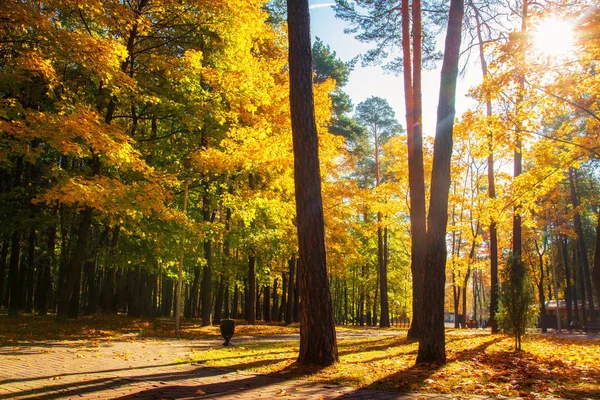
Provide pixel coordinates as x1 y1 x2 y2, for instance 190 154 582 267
533 17 575 57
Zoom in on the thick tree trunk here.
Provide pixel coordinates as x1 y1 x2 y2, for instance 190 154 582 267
417 0 463 364
287 0 338 365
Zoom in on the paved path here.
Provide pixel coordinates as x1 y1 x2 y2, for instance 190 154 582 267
0 335 491 400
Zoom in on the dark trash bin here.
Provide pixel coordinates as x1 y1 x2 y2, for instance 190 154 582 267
220 319 235 346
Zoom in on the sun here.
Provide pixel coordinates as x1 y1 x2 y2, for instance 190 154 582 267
532 17 575 57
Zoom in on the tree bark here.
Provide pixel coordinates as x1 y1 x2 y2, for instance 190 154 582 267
417 0 463 364
404 0 427 340
287 0 338 365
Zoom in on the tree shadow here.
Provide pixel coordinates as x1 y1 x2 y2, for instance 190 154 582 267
358 336 503 393
0 362 184 385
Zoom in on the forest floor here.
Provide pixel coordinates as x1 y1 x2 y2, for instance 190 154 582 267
0 314 599 399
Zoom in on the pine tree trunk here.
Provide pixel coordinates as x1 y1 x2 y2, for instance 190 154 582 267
417 0 463 364
403 0 427 340
287 0 338 365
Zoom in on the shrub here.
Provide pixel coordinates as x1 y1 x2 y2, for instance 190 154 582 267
497 254 538 351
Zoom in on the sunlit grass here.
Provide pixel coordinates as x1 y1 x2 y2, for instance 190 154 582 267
190 329 600 398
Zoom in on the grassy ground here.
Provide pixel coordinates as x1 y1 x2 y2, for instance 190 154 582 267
1 314 598 398
189 329 600 398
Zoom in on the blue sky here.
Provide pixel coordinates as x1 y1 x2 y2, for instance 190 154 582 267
308 1 479 136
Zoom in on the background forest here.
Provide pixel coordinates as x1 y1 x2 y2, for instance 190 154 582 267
0 0 599 346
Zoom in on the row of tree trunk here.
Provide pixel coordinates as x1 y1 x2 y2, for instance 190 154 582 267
0 226 311 325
